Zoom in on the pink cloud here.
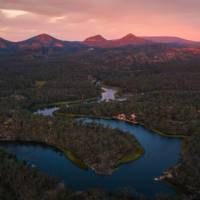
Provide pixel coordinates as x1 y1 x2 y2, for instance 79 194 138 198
0 0 199 41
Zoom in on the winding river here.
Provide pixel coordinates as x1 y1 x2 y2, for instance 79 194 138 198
0 87 182 197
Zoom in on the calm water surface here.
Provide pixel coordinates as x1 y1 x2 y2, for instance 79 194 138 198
34 107 59 117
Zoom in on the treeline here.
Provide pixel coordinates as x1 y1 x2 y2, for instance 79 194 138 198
0 150 186 200
0 149 72 200
0 44 200 198
0 54 100 113
57 90 200 137
0 112 143 175
166 131 200 199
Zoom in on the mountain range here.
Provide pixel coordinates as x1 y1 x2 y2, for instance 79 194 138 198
83 33 152 47
0 33 199 51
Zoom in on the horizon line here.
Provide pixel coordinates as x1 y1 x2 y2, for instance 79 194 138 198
0 33 199 43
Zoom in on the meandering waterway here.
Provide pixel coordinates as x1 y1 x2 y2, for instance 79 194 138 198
0 86 182 197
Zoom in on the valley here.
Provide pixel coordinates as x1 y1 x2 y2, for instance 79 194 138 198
0 33 199 200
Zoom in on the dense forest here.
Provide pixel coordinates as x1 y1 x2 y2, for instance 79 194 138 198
0 112 143 175
0 149 72 200
57 90 200 137
0 44 200 199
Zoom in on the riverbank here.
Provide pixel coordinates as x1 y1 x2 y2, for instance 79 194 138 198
54 110 184 139
0 148 72 200
0 114 144 175
59 117 145 174
0 140 88 170
0 112 182 197
31 83 185 139
30 96 98 112
138 122 185 139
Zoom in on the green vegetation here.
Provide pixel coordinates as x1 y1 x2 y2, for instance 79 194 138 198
118 144 144 165
35 80 46 88
0 44 200 199
60 149 88 170
0 148 73 200
0 112 143 175
167 132 200 198
56 89 199 138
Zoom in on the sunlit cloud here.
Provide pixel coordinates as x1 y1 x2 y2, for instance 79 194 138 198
49 16 66 23
0 0 199 41
0 27 9 32
1 9 29 18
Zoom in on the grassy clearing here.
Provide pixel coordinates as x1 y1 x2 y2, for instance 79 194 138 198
61 148 88 170
117 143 144 165
35 80 46 88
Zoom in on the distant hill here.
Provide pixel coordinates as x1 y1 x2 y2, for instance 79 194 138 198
0 34 87 53
112 33 152 46
0 38 15 49
17 34 66 49
143 36 198 45
0 33 199 52
83 35 108 47
83 33 151 48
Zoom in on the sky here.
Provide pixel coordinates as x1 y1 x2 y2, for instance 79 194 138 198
0 0 199 41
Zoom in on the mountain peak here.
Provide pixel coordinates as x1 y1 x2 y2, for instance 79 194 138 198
84 35 107 42
33 34 57 42
114 33 150 46
83 35 108 47
120 33 144 42
122 33 137 39
17 33 63 49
